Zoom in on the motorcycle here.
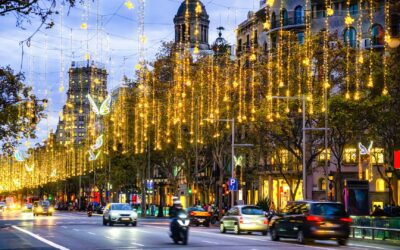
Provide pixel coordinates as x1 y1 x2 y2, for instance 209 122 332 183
170 212 189 245
87 210 93 217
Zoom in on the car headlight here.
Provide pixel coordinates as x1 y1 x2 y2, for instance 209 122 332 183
131 211 137 218
38 207 43 212
110 212 118 217
49 207 54 212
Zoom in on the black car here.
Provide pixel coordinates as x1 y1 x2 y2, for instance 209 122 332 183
269 201 351 245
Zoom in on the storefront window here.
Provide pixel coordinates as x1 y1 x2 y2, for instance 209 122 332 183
344 147 357 164
263 180 269 199
376 178 385 192
371 148 384 164
318 149 331 162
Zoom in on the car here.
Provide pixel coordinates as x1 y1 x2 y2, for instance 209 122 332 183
103 203 137 226
0 202 5 212
187 207 211 227
33 200 54 216
23 203 33 212
269 201 351 245
220 205 268 235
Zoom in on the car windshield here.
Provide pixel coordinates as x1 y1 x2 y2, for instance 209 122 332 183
189 207 205 212
111 204 131 210
241 206 264 215
42 201 50 206
311 203 346 216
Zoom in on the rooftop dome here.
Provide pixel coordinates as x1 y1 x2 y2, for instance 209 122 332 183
176 0 207 17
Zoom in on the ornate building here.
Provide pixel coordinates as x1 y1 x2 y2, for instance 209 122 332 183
55 61 108 145
174 0 210 51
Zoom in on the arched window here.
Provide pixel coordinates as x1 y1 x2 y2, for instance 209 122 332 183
295 6 304 24
280 9 288 26
271 12 276 28
319 178 326 191
376 178 385 192
344 27 357 48
371 24 385 46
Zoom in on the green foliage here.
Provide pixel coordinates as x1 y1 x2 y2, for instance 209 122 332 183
256 197 271 212
0 66 45 154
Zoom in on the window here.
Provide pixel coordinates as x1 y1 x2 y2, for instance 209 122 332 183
371 148 384 164
349 3 358 15
319 178 326 191
344 27 357 48
297 32 305 45
371 24 385 45
254 30 258 45
294 6 304 24
246 34 250 48
376 178 385 192
280 9 288 26
319 149 331 162
238 39 242 52
344 147 357 164
271 12 276 28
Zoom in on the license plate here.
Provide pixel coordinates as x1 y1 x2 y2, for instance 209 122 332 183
199 219 204 222
321 222 339 228
121 218 130 221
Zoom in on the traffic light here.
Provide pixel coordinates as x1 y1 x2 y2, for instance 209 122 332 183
188 188 192 194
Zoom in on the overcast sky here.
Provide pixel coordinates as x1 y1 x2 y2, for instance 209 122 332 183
0 0 258 147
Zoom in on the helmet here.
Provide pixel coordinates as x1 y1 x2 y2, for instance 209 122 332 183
173 200 181 205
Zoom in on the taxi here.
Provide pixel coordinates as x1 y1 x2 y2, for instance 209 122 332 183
187 207 211 227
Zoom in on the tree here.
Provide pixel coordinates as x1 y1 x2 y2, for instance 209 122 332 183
0 66 45 154
0 0 80 28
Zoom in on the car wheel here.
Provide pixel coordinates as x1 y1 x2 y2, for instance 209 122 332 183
204 222 210 227
109 217 114 226
233 224 241 235
297 230 306 244
132 221 137 227
220 223 226 233
338 239 348 246
102 217 107 226
125 223 129 226
262 230 268 236
270 226 279 241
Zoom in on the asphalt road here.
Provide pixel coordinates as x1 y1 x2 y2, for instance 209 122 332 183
0 210 398 250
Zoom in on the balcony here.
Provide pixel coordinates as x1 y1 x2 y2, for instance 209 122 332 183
267 17 306 34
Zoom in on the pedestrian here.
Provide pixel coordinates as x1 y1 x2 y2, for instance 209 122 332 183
269 201 276 212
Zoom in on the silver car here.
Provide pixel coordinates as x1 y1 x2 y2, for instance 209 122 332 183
220 205 269 235
103 203 138 226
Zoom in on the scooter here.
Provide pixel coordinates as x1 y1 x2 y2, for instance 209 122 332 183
87 210 93 217
170 213 189 245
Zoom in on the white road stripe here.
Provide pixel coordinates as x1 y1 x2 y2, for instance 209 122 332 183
131 242 144 247
61 226 67 229
105 236 114 240
202 240 219 244
11 225 69 250
73 229 79 231
349 244 388 250
88 232 95 235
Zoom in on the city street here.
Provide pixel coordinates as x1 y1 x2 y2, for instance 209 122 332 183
0 210 397 250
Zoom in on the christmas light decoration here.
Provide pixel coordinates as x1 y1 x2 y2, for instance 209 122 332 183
124 0 134 10
87 94 111 116
91 134 104 150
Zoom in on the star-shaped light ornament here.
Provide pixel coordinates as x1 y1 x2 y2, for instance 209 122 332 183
344 15 354 25
263 21 271 30
124 0 134 10
135 64 142 70
85 53 90 61
195 3 202 14
327 7 334 17
81 22 88 30
194 47 200 54
140 35 147 44
267 0 275 6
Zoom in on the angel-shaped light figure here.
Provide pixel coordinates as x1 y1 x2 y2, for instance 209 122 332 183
50 169 57 177
358 141 373 155
88 150 101 161
14 150 28 162
234 156 243 167
25 163 34 172
87 94 112 116
91 134 104 151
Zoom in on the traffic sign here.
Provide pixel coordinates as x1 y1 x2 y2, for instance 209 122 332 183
228 178 238 191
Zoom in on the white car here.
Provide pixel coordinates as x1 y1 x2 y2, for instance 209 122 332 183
103 203 137 226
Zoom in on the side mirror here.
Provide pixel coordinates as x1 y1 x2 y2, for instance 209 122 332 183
132 208 137 212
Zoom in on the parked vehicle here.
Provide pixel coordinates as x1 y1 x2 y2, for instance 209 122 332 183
269 201 351 245
220 205 269 235
103 203 137 226
0 202 5 212
187 207 211 227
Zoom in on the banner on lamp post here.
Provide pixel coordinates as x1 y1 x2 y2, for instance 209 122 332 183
394 150 400 169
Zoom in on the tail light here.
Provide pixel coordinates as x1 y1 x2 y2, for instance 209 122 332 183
190 212 195 216
239 216 243 224
263 219 269 225
340 217 352 223
306 215 323 222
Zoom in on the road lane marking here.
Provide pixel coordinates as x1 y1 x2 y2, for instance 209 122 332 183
61 226 67 229
73 228 79 231
88 232 95 235
131 242 144 247
105 236 114 240
202 240 219 244
11 225 69 250
143 225 332 250
349 244 389 250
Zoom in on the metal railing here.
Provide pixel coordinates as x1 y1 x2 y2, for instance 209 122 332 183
350 216 400 241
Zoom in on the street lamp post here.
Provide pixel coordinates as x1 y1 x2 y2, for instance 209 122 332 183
328 172 334 201
386 167 393 214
